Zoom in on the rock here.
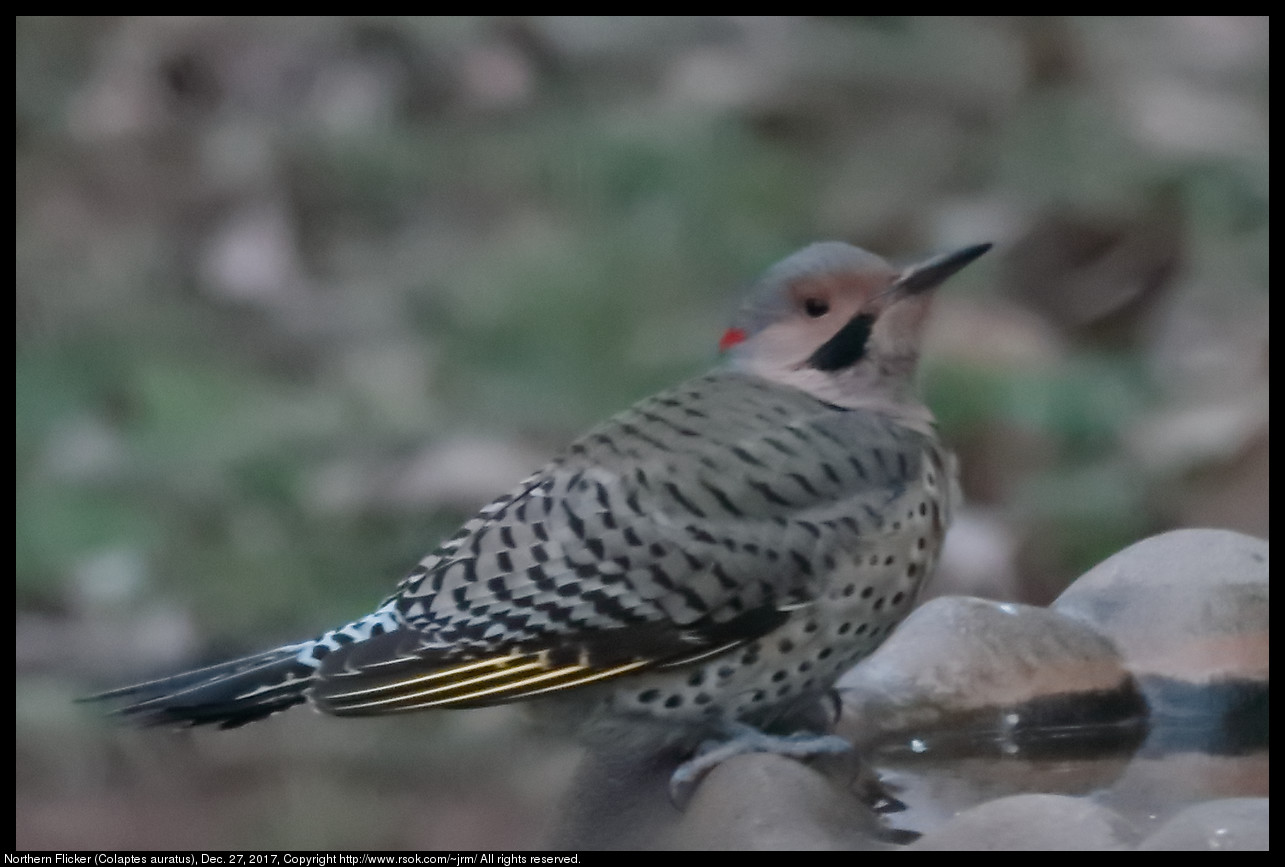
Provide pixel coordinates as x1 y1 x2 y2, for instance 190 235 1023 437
665 753 889 850
1053 529 1268 684
910 793 1136 850
1137 798 1269 850
837 596 1141 745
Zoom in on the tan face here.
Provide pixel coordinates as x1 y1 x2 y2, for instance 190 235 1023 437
724 241 988 414
746 267 931 373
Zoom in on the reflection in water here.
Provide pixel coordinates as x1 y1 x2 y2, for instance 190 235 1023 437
869 678 1268 841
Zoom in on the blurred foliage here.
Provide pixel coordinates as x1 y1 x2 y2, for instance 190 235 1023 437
16 16 1267 849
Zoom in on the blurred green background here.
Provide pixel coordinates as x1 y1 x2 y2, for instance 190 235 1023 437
17 16 1267 849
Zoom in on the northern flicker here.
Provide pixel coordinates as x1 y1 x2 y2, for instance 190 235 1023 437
85 241 988 764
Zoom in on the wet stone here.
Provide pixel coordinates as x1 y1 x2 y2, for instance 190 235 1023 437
1103 752 1268 836
909 793 1137 850
1053 529 1268 730
1136 798 1269 851
836 595 1139 746
1053 529 1268 684
663 753 891 850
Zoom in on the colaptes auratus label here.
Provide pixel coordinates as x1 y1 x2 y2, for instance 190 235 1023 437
85 241 989 743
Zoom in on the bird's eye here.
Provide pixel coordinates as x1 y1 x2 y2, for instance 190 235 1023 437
803 298 830 318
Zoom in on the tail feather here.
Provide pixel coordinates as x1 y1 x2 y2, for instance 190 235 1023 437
80 644 318 729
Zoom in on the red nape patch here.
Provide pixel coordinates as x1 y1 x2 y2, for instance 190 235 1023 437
718 328 747 353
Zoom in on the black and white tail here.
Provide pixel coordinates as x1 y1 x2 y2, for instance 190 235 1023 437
80 643 320 729
81 607 404 728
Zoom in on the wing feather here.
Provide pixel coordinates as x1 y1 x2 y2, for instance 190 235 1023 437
309 371 932 710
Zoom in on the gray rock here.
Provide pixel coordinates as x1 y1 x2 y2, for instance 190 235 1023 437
665 753 890 850
1103 753 1269 837
1053 529 1268 683
910 793 1137 850
837 595 1137 744
1137 798 1269 850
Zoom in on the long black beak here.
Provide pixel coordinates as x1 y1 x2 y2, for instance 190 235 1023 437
894 243 992 295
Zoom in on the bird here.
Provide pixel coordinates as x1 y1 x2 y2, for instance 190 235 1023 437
84 240 989 772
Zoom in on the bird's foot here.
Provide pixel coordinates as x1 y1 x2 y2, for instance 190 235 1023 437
668 721 852 805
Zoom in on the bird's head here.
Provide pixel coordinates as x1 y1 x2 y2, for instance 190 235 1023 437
721 241 991 417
